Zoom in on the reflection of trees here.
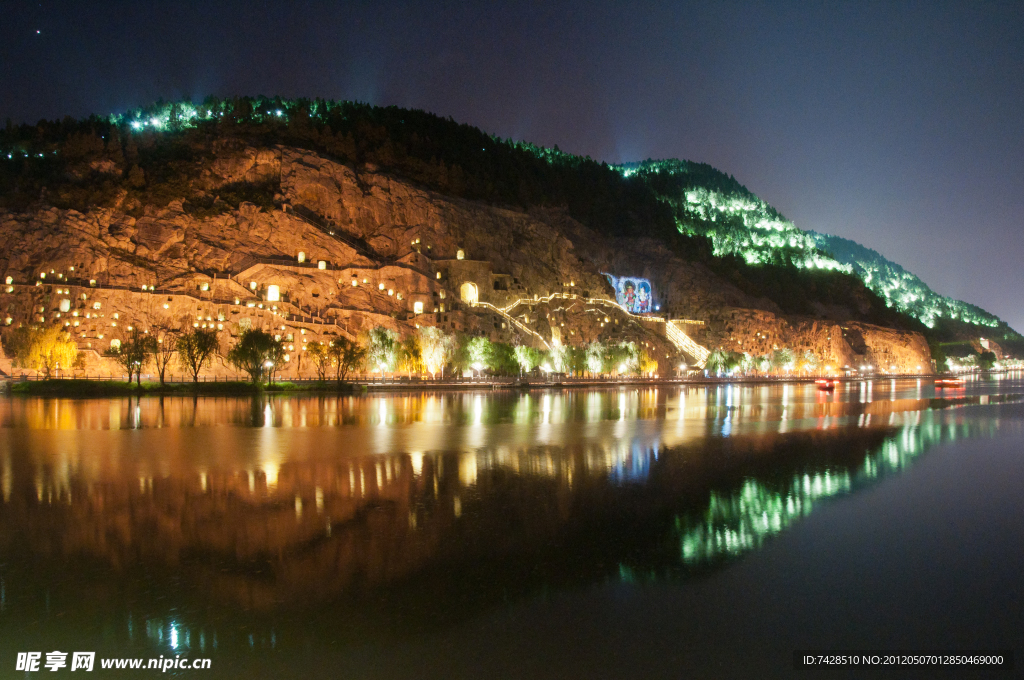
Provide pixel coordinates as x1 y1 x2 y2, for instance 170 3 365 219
6 388 992 432
1 412 999 622
0 392 1009 649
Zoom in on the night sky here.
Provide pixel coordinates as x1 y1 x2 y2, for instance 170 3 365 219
3 1 1022 331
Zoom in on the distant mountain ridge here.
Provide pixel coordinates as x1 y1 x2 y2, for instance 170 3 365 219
616 158 1010 335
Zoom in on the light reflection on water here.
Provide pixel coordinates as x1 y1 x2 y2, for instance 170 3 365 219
0 378 1021 663
673 412 998 568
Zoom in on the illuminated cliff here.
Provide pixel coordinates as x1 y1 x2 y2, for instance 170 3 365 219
0 97 972 376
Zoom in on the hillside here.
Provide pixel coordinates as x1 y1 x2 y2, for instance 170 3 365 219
0 96 1005 377
618 160 1016 341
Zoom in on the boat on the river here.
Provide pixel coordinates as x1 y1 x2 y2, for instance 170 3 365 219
935 377 965 388
815 379 837 391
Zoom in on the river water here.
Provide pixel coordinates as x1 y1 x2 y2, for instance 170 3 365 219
1 377 1023 678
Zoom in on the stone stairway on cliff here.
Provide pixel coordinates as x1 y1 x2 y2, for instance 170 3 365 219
664 321 710 369
470 301 552 349
284 204 382 263
472 293 711 369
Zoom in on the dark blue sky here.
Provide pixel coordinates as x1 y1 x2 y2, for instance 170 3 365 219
3 1 1022 331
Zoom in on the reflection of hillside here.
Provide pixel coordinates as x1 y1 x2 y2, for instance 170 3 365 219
673 413 1001 568
0 389 1014 649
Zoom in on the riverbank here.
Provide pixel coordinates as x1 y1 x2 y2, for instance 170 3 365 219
0 374 955 397
4 379 360 397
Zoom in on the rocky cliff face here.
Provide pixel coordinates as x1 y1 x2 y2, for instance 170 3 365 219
0 145 931 377
694 307 932 372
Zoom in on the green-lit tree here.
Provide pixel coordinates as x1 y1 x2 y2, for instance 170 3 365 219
487 342 520 376
771 348 794 373
585 341 606 376
463 336 491 374
800 350 819 375
227 328 284 385
548 343 570 373
567 345 588 376
365 327 399 377
607 341 640 375
726 351 744 374
756 354 772 375
705 349 729 376
739 352 754 375
513 344 542 375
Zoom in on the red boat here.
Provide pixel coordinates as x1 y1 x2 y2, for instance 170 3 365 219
935 378 964 388
815 379 837 391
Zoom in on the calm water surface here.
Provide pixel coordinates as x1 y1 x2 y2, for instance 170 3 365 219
1 377 1023 678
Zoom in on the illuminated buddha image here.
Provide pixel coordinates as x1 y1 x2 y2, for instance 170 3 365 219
622 281 636 310
636 281 650 313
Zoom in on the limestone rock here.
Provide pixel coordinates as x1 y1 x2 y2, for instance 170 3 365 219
0 144 935 378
